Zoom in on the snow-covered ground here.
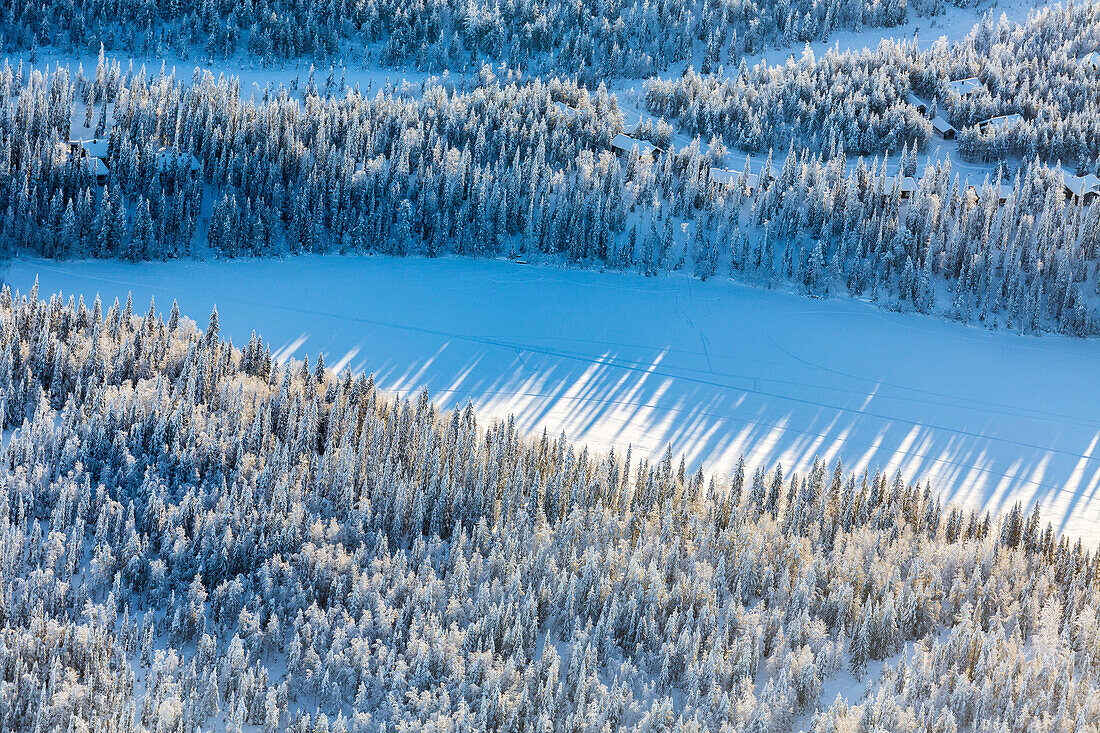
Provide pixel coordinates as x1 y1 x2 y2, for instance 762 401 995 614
753 0 1038 67
7 47 465 103
9 255 1100 545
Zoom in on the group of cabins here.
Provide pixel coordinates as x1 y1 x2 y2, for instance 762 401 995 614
885 173 1096 205
884 175 1011 204
66 138 201 186
67 138 110 184
880 173 1096 205
708 165 1096 206
588 97 1098 208
904 75 1099 203
905 87 959 140
908 77 1029 141
553 101 665 162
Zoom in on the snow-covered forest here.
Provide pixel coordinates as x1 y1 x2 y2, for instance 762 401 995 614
2 0 1100 726
2 28 1100 337
2 285 1099 732
0 0 971 73
646 3 1100 162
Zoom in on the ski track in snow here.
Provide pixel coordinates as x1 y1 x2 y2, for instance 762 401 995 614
8 254 1100 546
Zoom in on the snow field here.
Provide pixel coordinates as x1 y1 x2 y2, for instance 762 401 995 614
10 254 1100 545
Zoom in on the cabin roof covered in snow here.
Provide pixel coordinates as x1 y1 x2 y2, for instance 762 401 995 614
906 93 927 111
962 179 1015 201
947 77 983 96
84 157 107 177
1063 172 1100 197
553 101 577 118
932 116 955 134
70 138 109 159
610 133 658 157
885 175 918 193
977 113 1024 131
710 168 760 188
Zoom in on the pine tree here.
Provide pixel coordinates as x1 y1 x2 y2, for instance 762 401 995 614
206 306 220 346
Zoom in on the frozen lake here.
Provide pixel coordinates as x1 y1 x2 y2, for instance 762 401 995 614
8 255 1100 544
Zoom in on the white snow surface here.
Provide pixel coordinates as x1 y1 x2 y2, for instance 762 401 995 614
8 255 1100 545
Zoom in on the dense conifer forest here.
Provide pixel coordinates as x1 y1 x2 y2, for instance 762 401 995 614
2 0 1100 727
1 0 966 72
1 283 1098 732
2 26 1100 337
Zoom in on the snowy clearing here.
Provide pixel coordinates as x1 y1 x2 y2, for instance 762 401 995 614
752 0 1038 67
8 255 1100 545
6 47 460 101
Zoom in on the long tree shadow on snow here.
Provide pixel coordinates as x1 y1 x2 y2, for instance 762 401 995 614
13 254 1100 545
